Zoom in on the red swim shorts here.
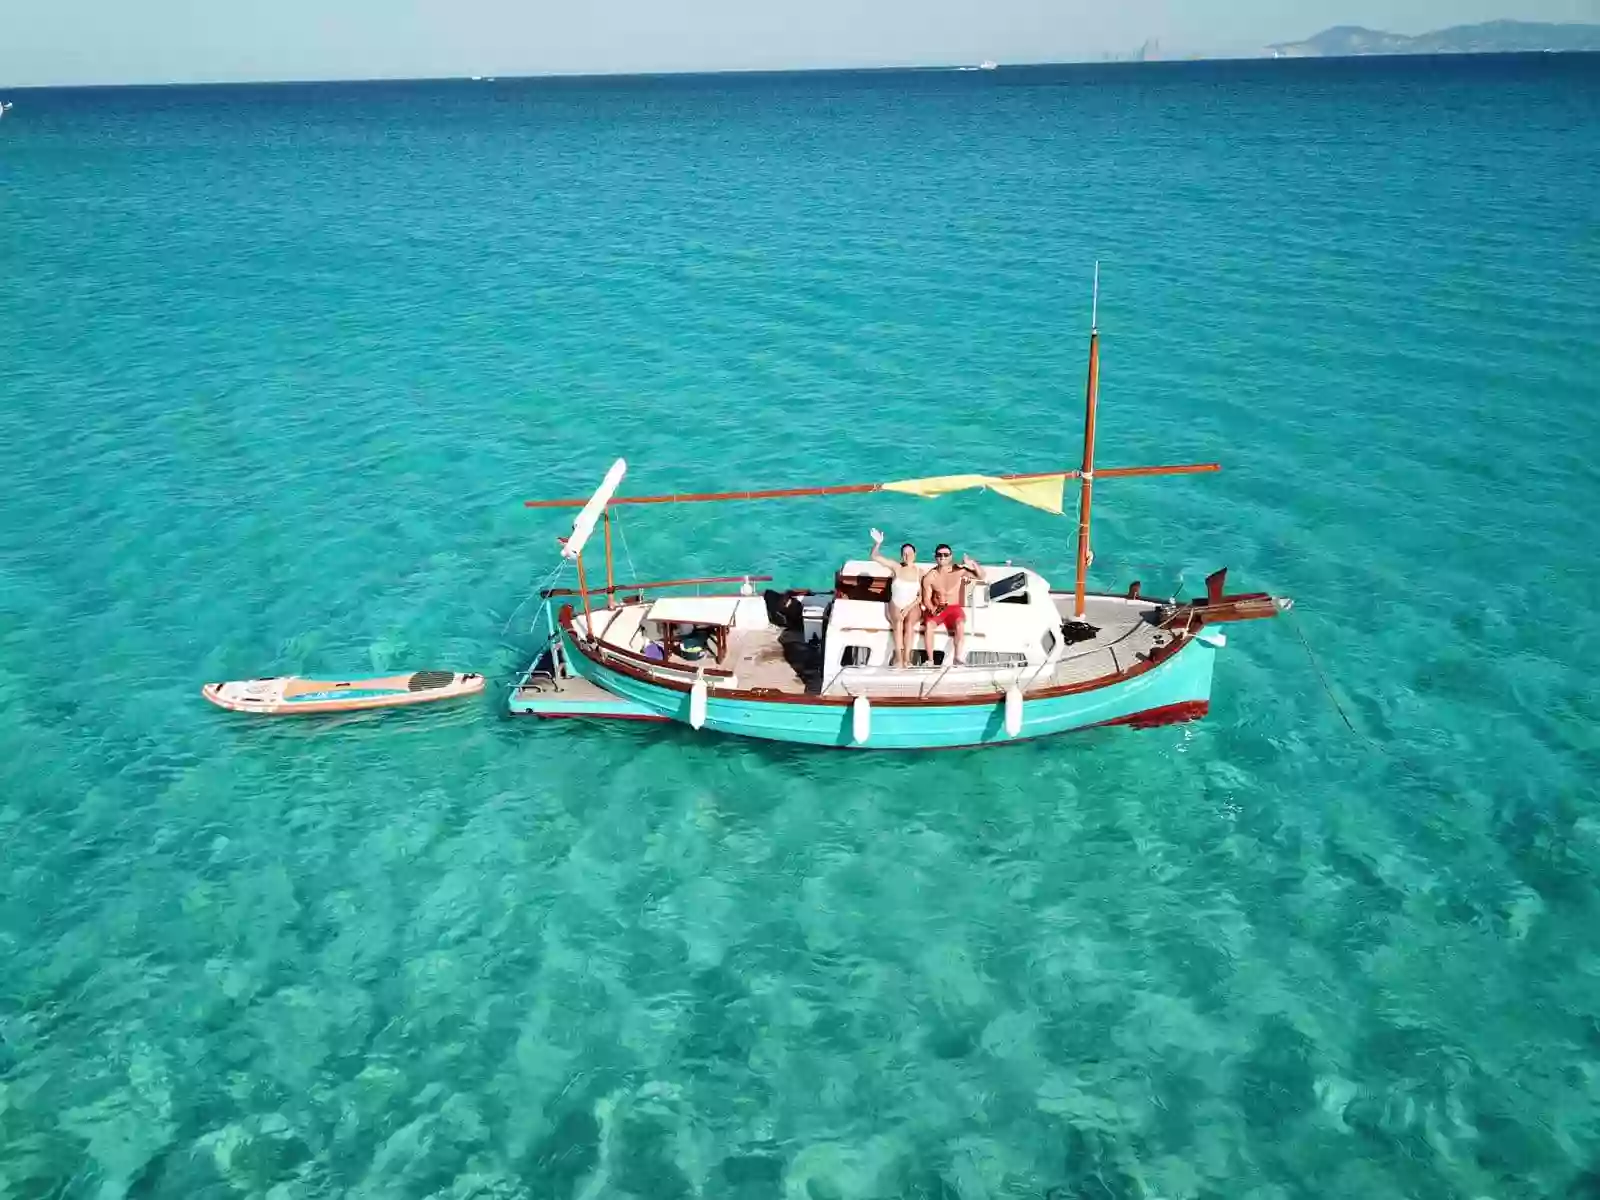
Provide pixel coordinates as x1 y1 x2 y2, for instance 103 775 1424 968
928 604 965 632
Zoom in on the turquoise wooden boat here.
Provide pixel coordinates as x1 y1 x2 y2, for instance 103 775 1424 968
509 563 1283 749
509 272 1290 750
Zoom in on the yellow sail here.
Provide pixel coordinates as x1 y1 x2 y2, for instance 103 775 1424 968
881 473 1068 515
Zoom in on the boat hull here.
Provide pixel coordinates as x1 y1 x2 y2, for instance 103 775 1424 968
512 691 668 722
525 628 1218 750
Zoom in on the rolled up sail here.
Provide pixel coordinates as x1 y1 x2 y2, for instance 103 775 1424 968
562 458 627 561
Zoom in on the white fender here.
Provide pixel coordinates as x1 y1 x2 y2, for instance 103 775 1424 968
1198 630 1228 649
1004 683 1023 738
852 695 871 745
689 674 708 730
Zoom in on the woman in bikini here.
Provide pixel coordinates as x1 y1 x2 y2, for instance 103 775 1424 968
869 529 924 669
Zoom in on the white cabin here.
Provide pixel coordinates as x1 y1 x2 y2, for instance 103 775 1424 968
822 559 1065 687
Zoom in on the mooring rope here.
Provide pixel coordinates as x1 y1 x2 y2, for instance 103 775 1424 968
1286 607 1383 750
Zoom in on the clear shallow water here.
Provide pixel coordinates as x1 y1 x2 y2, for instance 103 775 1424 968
2 55 1599 1197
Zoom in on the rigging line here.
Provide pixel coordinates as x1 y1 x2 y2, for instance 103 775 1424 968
613 509 640 585
500 559 568 637
493 560 574 690
1287 608 1384 752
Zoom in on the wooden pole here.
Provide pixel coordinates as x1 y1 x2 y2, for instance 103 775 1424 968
575 552 594 636
528 480 886 508
603 511 616 609
1098 463 1216 480
1073 264 1101 620
523 464 1218 510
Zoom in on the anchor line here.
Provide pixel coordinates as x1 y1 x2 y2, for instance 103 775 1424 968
1020 653 1055 693
919 653 959 699
1287 608 1383 751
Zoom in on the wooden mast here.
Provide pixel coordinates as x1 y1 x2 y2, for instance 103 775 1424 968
602 511 616 608
1072 263 1101 620
575 553 594 632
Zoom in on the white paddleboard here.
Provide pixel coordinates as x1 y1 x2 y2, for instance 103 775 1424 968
201 670 483 715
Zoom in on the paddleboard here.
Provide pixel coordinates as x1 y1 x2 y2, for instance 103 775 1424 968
201 670 484 715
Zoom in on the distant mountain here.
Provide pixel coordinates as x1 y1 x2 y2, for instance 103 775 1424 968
1269 20 1600 57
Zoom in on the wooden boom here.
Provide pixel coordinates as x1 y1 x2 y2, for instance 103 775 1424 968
524 463 1218 509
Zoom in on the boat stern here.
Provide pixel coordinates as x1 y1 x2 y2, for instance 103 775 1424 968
508 616 667 722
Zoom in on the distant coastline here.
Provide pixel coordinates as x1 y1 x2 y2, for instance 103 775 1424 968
1266 20 1600 58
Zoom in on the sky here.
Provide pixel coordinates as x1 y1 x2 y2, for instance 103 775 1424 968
2 0 1597 88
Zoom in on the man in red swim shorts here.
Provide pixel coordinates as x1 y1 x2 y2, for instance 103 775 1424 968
920 543 984 667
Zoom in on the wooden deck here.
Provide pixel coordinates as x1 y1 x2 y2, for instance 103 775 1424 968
513 671 628 707
510 654 667 720
538 593 1175 702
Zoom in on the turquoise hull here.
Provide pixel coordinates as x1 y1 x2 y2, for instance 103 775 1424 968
522 627 1219 750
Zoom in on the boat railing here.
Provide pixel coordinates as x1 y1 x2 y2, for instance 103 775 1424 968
512 599 565 695
542 574 772 601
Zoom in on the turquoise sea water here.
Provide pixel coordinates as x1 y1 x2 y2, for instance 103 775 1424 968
3 55 1599 1197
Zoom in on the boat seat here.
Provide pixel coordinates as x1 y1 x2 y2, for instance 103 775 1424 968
829 597 894 633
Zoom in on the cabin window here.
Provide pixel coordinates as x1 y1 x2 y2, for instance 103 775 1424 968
1041 629 1058 655
991 571 1030 604
841 645 873 667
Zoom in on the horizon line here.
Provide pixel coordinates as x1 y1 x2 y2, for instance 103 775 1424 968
8 48 1595 93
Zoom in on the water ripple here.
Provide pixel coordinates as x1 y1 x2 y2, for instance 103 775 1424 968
3 56 1599 1198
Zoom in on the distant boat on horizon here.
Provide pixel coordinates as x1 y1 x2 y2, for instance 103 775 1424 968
957 60 1000 72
